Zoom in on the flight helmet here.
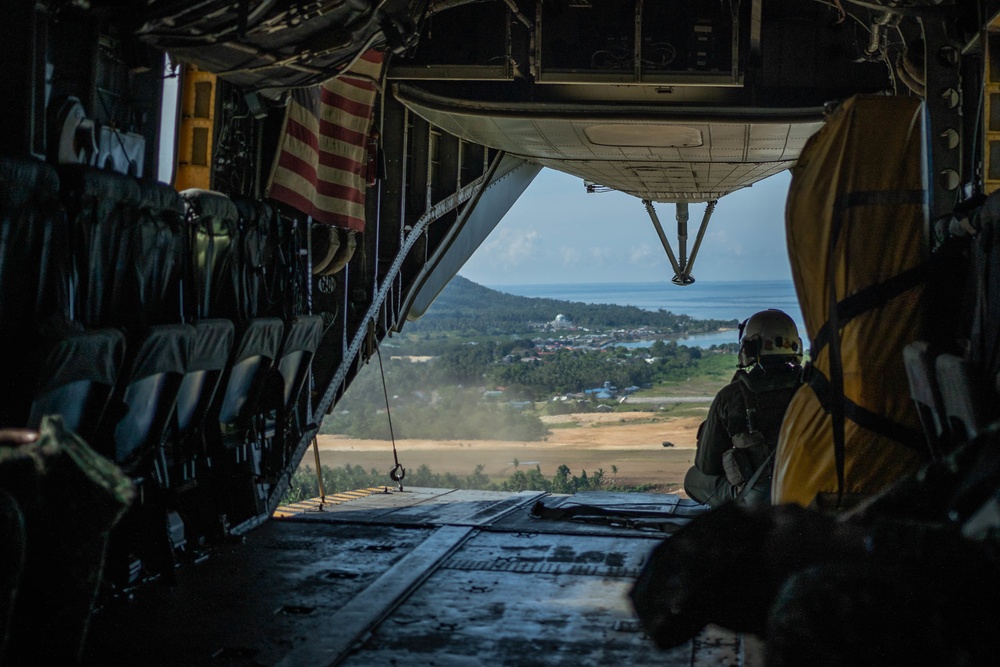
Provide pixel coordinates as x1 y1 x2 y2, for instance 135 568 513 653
737 309 802 368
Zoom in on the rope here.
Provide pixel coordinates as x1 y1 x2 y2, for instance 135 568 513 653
311 436 326 506
376 344 405 491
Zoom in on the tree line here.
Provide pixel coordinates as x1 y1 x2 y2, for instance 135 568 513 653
406 275 736 334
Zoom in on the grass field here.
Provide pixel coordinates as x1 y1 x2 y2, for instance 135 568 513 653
314 353 738 495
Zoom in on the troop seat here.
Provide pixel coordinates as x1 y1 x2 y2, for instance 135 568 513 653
211 317 284 447
171 318 235 482
0 155 70 426
101 324 194 473
0 154 66 331
181 189 238 321
27 328 126 444
57 165 142 330
902 341 951 457
132 180 187 328
261 315 326 475
935 354 999 442
275 315 325 412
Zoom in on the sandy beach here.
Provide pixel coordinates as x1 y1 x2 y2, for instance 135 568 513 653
315 411 705 493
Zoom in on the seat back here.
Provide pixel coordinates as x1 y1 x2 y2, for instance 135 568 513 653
276 315 325 411
935 353 998 442
27 329 126 442
58 165 141 329
212 318 284 443
0 155 71 426
175 319 235 434
107 324 194 469
902 341 951 456
130 181 186 328
181 189 238 320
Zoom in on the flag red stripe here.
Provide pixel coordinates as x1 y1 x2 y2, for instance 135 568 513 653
320 88 375 118
284 117 367 173
269 182 365 231
277 151 366 204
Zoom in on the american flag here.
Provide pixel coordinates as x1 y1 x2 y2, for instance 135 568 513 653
267 49 384 231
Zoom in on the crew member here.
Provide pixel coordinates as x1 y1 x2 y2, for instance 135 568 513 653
684 309 803 507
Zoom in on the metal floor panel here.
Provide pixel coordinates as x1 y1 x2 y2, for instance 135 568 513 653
84 489 757 667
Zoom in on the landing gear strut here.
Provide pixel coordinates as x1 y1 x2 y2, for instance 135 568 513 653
643 199 716 286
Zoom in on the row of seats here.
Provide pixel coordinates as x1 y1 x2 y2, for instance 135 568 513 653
22 295 324 489
0 153 324 491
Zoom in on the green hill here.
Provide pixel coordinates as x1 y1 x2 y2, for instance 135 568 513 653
406 275 736 335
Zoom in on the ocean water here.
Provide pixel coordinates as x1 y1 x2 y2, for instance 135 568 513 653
489 280 805 349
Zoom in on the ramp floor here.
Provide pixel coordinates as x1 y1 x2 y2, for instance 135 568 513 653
84 488 762 666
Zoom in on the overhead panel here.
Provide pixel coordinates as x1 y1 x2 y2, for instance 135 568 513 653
535 0 757 86
395 84 823 202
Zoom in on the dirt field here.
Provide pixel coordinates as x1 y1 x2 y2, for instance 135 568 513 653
315 411 706 494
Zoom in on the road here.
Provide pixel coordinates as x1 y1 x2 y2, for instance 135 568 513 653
619 395 714 404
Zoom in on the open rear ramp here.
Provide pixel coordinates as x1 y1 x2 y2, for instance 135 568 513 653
84 488 760 666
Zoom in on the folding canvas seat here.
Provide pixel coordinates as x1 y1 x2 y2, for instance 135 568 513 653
211 317 284 449
100 324 193 474
170 318 235 483
57 165 141 329
902 341 952 457
27 328 126 444
935 354 998 443
181 189 238 320
261 315 325 474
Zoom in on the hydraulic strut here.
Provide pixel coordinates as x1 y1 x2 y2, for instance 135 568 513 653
643 199 716 286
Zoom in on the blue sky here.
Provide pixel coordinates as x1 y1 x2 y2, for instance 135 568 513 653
459 168 793 285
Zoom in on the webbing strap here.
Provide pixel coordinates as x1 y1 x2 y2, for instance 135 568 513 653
805 366 926 452
736 448 776 502
811 258 933 359
823 187 924 507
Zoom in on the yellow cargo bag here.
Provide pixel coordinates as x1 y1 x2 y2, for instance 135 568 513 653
773 95 930 508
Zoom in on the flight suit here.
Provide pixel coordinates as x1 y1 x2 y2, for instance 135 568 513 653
684 364 801 507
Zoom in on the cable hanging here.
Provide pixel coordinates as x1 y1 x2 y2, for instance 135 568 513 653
376 344 405 491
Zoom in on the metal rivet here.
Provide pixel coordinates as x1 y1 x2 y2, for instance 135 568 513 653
938 169 960 190
939 128 960 150
941 88 960 109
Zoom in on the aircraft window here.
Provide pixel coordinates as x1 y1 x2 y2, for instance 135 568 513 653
191 127 209 166
194 81 213 119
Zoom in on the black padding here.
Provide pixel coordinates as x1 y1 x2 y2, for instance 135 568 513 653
277 315 325 407
0 154 60 210
132 180 186 327
35 329 125 394
175 319 235 435
182 189 238 320
181 188 238 227
280 315 325 356
214 318 284 438
138 179 185 217
122 323 192 383
110 324 195 467
232 317 284 365
189 319 236 373
27 328 126 440
59 165 143 329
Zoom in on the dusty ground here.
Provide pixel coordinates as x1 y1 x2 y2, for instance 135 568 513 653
315 411 706 494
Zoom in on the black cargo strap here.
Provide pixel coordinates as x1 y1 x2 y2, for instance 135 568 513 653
823 188 925 506
530 500 691 533
810 260 933 360
805 364 926 450
736 448 776 502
